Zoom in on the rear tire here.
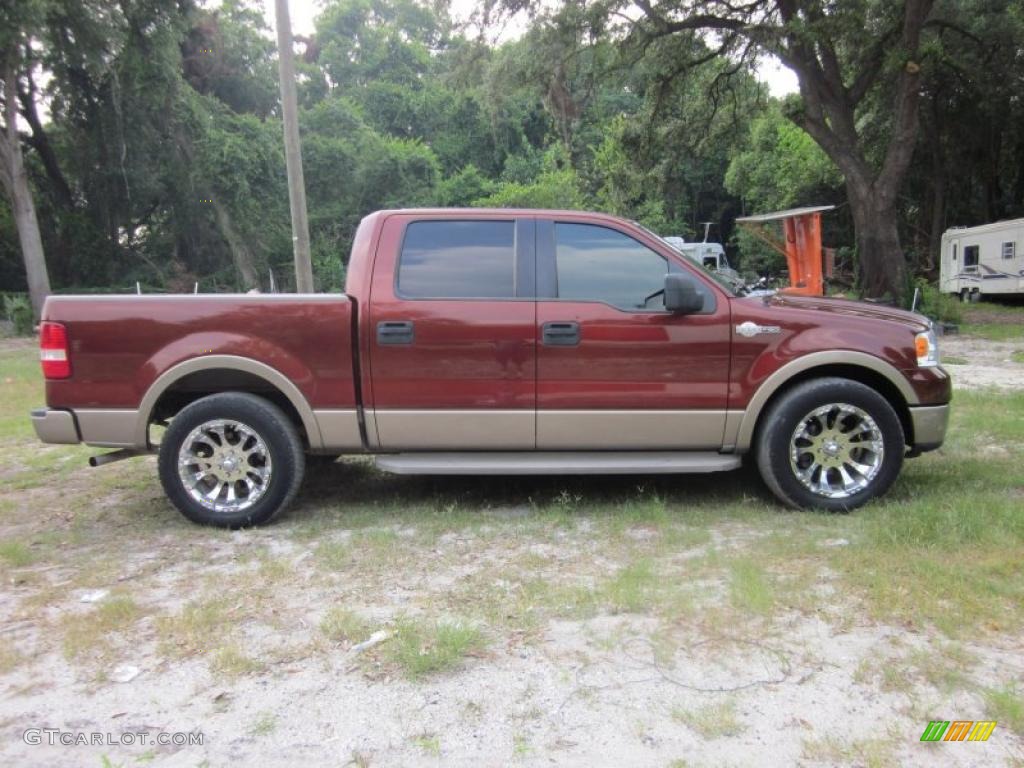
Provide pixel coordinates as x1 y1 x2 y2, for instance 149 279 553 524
755 378 904 512
158 392 305 527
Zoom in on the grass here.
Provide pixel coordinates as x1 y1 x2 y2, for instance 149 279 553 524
412 733 441 756
671 699 744 739
248 711 277 737
961 323 1024 341
0 539 34 567
388 617 484 677
60 596 142 661
210 645 264 678
728 559 774 614
156 598 235 658
985 685 1024 736
1012 350 1024 364
0 338 1022 721
320 607 372 644
802 735 895 767
941 355 968 365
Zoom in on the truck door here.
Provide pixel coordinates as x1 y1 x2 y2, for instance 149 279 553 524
534 218 730 450
367 214 536 449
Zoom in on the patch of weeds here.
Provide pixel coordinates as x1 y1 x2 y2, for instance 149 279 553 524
906 642 975 692
320 607 371 644
551 489 583 514
801 734 895 768
388 617 483 677
603 559 658 613
315 540 351 571
0 645 26 674
61 596 141 661
411 733 441 756
962 323 1024 341
671 699 744 739
0 540 34 567
941 355 968 365
248 711 277 737
210 645 264 678
512 733 530 757
985 684 1023 735
728 558 774 614
1012 349 1024 364
157 598 233 658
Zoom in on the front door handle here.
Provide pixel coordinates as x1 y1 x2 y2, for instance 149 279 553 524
542 321 580 346
377 320 414 345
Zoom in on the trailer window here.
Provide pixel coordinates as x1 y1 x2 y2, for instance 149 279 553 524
964 245 979 267
1003 242 1016 260
398 221 516 299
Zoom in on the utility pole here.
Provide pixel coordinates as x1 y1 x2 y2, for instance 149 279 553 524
274 0 314 293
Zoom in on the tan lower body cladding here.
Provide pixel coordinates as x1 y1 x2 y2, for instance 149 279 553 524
367 409 732 451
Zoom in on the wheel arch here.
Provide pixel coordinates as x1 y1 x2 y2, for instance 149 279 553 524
735 352 917 453
136 355 323 450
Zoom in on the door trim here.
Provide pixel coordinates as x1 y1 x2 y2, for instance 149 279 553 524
372 409 534 450
537 410 728 450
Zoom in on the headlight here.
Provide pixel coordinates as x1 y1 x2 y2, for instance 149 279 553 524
915 329 939 367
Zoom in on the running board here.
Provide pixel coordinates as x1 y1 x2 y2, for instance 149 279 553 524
374 451 741 476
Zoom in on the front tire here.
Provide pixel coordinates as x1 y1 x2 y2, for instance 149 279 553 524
755 378 905 512
158 392 305 527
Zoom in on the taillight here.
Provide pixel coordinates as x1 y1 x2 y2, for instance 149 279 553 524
40 322 71 379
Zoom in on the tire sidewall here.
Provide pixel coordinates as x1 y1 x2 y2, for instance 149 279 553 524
758 379 905 512
158 393 303 527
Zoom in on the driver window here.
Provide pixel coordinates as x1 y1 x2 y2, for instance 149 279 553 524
555 223 668 310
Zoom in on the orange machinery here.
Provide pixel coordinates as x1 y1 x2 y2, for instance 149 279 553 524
735 205 835 296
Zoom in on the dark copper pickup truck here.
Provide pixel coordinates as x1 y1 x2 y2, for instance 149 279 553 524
31 209 951 526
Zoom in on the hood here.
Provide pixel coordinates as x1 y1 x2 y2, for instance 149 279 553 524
761 293 931 332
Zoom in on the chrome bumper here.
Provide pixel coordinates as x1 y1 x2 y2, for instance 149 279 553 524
31 408 80 444
909 404 950 453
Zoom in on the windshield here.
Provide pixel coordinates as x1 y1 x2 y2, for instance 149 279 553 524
633 222 739 296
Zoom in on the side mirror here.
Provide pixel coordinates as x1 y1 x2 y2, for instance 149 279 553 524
664 273 704 313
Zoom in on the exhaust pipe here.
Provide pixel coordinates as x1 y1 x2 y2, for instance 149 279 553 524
89 449 144 467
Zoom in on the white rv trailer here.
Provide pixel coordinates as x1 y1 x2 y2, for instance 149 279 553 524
940 218 1024 299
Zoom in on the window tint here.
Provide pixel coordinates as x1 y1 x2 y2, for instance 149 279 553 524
1002 241 1016 260
398 221 515 298
555 223 669 310
964 244 979 267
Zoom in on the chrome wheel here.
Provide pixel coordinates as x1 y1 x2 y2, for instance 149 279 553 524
177 419 272 514
788 403 884 499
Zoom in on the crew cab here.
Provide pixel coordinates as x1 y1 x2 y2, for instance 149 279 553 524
31 209 951 527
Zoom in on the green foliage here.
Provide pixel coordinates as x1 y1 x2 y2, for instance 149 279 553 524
3 295 34 335
913 278 962 325
4 0 1020 299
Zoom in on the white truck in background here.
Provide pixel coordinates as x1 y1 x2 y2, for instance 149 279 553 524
940 218 1024 300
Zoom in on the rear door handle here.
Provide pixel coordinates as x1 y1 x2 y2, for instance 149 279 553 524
542 321 580 346
376 320 414 345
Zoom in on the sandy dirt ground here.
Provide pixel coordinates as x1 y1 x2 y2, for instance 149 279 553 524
2 521 1020 768
940 335 1024 391
1 334 1022 767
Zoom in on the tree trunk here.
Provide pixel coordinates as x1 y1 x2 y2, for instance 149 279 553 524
847 183 908 301
211 199 259 290
1 64 51 320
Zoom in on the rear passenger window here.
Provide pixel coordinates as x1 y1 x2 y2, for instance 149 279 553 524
555 223 669 310
398 221 515 298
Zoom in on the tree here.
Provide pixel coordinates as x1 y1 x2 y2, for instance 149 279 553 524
609 0 938 300
1 4 52 319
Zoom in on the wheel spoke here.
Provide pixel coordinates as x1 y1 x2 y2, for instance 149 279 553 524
178 418 272 514
789 402 884 500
